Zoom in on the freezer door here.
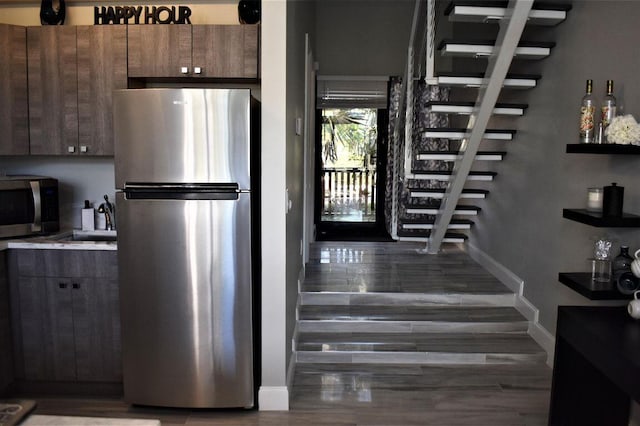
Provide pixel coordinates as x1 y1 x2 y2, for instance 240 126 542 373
114 89 251 190
116 192 253 408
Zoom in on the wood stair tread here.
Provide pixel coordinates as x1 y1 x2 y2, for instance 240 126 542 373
425 101 528 109
396 229 468 241
297 332 544 355
423 127 515 134
434 72 540 88
298 305 525 322
445 0 571 27
408 187 489 194
411 170 496 177
438 39 556 49
438 40 555 60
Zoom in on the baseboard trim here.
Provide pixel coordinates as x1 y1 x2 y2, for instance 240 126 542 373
465 242 555 367
258 386 289 411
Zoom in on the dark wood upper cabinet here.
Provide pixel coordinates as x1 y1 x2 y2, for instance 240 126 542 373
27 26 78 156
77 26 127 156
0 24 29 155
27 26 126 156
128 24 259 79
192 25 259 78
127 25 192 78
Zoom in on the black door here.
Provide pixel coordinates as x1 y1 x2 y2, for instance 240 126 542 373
314 107 391 241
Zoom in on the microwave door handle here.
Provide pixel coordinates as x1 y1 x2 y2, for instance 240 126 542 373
30 180 42 232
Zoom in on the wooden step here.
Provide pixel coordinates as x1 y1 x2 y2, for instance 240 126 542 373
409 188 488 199
297 332 543 355
435 72 540 89
401 218 473 231
410 170 496 181
299 305 525 323
406 205 481 216
423 128 515 140
445 1 571 26
438 39 556 60
397 230 468 244
299 291 515 307
416 151 506 161
425 101 527 116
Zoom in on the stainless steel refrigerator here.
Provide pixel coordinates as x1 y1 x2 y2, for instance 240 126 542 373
113 88 258 408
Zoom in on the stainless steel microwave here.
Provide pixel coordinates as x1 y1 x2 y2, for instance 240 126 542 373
0 176 59 239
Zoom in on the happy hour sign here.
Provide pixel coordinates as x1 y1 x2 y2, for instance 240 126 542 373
94 6 192 25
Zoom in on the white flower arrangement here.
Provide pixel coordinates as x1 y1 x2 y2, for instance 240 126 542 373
605 114 640 145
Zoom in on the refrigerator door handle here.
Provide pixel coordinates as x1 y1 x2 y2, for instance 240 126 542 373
123 183 242 200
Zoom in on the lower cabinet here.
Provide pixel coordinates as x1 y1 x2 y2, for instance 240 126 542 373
0 251 14 395
9 250 121 383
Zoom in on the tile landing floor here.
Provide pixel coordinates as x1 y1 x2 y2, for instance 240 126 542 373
24 242 552 425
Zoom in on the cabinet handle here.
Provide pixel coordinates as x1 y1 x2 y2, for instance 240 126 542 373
67 146 76 153
180 66 189 74
59 282 67 289
72 283 80 289
193 67 202 75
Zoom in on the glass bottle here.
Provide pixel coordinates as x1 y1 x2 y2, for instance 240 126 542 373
612 245 633 281
601 80 617 142
579 79 596 143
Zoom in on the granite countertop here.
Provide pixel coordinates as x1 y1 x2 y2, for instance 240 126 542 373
0 230 117 251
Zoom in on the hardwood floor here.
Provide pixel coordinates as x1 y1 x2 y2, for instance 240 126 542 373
17 241 552 425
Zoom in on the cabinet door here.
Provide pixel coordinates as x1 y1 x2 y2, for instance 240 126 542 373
18 277 75 381
77 26 127 156
72 277 122 382
192 25 259 78
127 25 192 78
27 26 78 155
0 24 29 155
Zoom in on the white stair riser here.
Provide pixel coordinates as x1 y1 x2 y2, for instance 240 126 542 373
296 350 546 365
428 105 524 116
436 76 537 89
402 223 471 230
299 292 516 307
440 44 551 60
423 131 513 140
409 191 486 199
448 5 567 26
416 154 503 161
406 208 478 215
409 173 494 181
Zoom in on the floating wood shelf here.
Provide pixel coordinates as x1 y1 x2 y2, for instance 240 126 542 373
563 209 640 227
566 144 640 154
558 273 632 300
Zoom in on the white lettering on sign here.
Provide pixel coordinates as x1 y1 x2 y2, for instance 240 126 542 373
94 6 192 25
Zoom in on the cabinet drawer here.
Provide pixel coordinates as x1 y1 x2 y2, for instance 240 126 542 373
13 250 117 278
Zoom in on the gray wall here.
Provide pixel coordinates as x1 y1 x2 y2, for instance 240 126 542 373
471 1 640 333
0 157 115 230
286 0 316 376
314 0 414 76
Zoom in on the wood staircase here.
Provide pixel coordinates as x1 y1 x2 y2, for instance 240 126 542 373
390 0 571 252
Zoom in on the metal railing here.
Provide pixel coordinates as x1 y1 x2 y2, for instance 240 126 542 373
321 167 377 220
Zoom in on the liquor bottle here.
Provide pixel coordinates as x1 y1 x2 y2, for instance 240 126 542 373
613 245 633 281
579 79 596 143
614 245 638 294
601 80 617 134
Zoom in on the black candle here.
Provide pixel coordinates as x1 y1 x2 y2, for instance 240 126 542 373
603 182 624 217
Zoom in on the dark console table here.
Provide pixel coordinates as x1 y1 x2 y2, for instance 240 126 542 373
549 306 640 425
